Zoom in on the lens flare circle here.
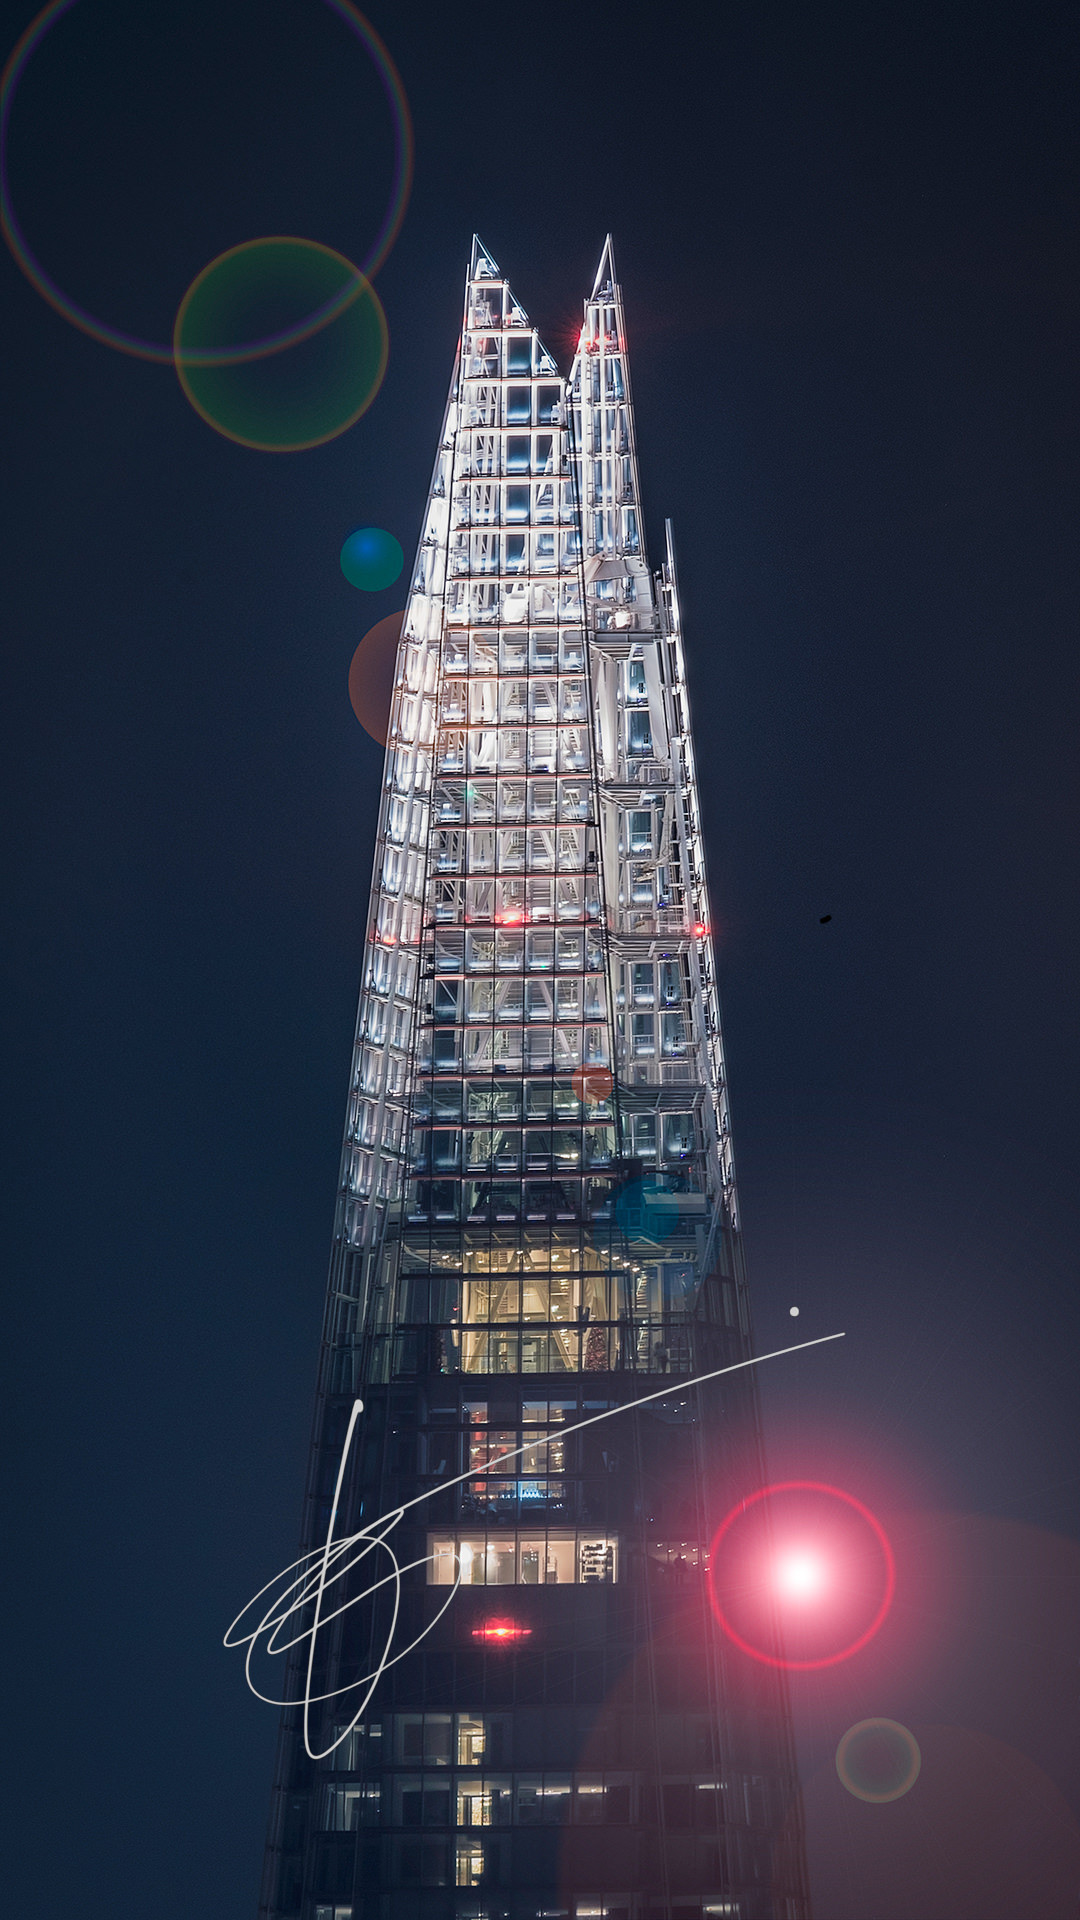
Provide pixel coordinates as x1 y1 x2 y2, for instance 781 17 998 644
341 525 404 590
775 1549 827 1600
614 1177 681 1241
0 0 413 365
349 611 404 745
836 1718 921 1803
708 1480 896 1670
173 238 388 451
572 1064 614 1104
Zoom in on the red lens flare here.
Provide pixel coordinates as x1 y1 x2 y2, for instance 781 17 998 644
571 1065 614 1103
707 1480 895 1670
472 1619 531 1643
348 610 404 745
774 1549 828 1601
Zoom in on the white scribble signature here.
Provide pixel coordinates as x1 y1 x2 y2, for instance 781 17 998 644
225 1332 844 1758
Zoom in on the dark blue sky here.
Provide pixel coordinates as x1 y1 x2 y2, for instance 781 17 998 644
2 1 1078 1914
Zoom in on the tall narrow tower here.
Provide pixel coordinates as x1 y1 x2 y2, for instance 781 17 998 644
255 240 810 1920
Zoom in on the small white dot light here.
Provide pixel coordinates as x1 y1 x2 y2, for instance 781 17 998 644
789 1305 800 1317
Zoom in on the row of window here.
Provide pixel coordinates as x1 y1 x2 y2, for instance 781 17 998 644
619 959 687 1005
393 1229 653 1266
411 1131 617 1175
420 1032 608 1077
438 710 588 752
364 1085 696 1155
427 1396 618 1428
428 1531 617 1586
426 970 614 1013
577 356 627 403
462 334 558 379
317 1832 750 1892
432 729 593 775
448 484 573 531
438 863 604 910
322 1711 764 1782
436 631 588 674
470 432 561 478
439 685 592 729
464 281 529 326
320 1771 753 1832
451 529 580 567
317 1903 749 1920
406 1179 607 1217
389 1326 698 1377
425 1176 624 1216
460 385 563 429
394 1277 667 1335
323 1698 767 1767
427 928 603 969
428 889 601 930
317 1902 747 1920
427 974 604 1018
623 1014 688 1057
426 887 601 926
445 576 584 620
409 1124 694 1175
411 1080 611 1120
434 785 595 828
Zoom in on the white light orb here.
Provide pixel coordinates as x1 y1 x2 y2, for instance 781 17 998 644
775 1550 827 1601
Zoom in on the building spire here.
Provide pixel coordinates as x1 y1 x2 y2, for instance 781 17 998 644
254 237 811 1920
590 233 618 300
469 234 501 280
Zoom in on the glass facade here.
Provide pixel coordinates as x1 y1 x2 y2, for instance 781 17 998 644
257 240 810 1920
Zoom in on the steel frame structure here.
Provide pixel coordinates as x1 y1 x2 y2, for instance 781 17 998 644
257 239 810 1920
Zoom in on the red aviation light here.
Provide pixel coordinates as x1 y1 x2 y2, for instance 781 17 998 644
472 1619 532 1643
694 922 709 939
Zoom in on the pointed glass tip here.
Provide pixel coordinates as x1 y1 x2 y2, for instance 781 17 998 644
470 235 501 280
591 234 617 299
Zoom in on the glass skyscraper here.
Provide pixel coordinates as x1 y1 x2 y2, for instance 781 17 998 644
255 239 810 1920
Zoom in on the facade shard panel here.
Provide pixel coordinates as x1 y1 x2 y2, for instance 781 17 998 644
258 239 810 1920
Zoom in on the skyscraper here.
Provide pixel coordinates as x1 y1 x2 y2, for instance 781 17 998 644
254 239 810 1920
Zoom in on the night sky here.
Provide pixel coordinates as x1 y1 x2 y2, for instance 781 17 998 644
2 1 1078 1915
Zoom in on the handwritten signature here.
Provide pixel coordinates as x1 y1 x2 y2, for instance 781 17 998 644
225 1331 843 1759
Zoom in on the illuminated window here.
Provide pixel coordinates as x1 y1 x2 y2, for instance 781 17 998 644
456 1838 490 1886
456 1776 513 1826
458 1716 486 1765
428 1530 617 1585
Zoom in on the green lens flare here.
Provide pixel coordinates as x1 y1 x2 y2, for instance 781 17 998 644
173 238 388 452
836 1719 922 1803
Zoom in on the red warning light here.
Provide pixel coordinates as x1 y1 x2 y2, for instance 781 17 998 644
472 1619 532 1643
